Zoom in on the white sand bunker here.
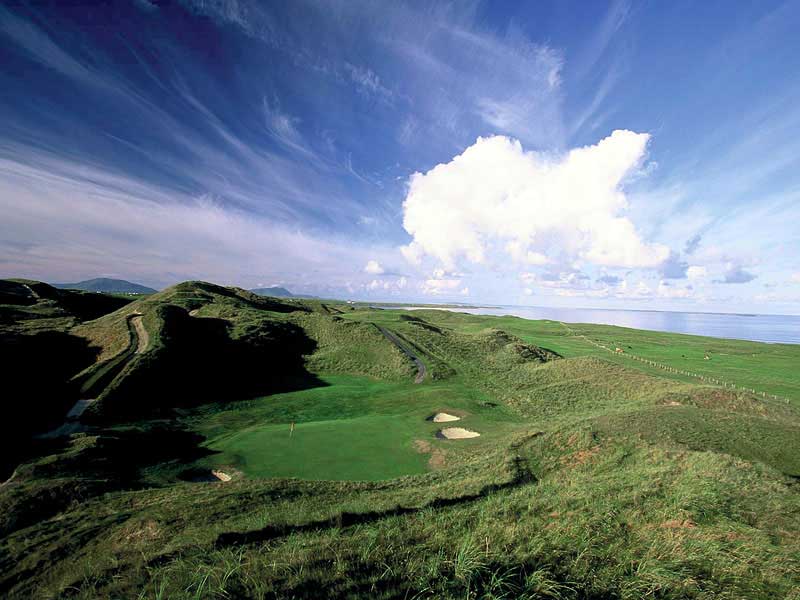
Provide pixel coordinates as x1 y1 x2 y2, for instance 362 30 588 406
436 427 480 440
211 470 232 482
430 412 461 423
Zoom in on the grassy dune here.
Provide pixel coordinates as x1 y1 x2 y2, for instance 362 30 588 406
1 283 799 599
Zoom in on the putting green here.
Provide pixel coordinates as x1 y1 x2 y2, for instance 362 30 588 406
187 375 509 481
204 414 429 481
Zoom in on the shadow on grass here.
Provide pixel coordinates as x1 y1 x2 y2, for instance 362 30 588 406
0 330 100 479
0 423 218 538
214 456 535 548
92 305 328 421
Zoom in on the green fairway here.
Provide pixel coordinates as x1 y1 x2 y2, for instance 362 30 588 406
203 415 430 480
187 374 513 480
4 281 800 599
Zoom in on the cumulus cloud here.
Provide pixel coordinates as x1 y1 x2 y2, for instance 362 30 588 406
597 274 622 285
421 278 462 295
659 251 688 279
657 280 691 299
364 260 384 275
687 265 707 280
420 269 465 296
617 280 653 298
401 130 669 271
715 264 757 284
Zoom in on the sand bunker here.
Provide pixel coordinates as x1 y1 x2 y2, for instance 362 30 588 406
430 412 461 423
212 470 232 482
436 427 480 440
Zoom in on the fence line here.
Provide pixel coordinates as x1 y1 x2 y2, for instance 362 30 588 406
557 322 788 404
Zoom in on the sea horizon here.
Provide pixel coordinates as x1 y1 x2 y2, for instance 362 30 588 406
396 303 800 345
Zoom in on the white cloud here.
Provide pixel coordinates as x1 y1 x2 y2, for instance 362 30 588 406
421 277 462 295
0 151 397 291
506 241 548 265
364 260 384 275
522 271 590 290
687 265 707 280
715 263 757 284
657 280 691 299
555 287 610 298
617 280 653 298
344 62 393 100
401 131 669 271
523 288 533 296
365 275 409 294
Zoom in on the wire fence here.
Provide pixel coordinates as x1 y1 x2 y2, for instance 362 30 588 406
557 322 790 404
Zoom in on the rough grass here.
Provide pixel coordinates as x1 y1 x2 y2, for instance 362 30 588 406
1 285 799 599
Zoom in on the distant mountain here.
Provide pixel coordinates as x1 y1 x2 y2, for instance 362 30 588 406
53 278 156 294
250 286 320 299
250 286 294 297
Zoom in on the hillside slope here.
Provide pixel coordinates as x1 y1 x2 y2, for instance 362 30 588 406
1 294 799 599
0 279 134 477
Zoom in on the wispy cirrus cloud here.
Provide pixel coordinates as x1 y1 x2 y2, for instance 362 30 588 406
0 149 401 293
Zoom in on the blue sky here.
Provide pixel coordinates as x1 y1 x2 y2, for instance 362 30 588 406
1 1 799 313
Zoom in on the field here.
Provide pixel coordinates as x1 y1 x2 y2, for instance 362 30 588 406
1 280 799 599
186 375 515 481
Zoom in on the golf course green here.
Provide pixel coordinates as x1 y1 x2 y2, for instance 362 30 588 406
2 280 799 599
188 374 514 480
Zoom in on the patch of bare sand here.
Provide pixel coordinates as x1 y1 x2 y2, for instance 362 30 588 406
413 439 447 469
429 412 460 423
190 468 238 482
436 427 480 440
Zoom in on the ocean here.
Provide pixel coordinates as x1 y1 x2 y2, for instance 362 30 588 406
401 305 800 345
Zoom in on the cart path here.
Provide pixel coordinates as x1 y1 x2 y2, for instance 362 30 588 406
377 326 427 383
131 314 149 353
39 313 149 438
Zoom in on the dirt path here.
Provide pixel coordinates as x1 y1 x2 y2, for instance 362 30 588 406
22 283 40 299
131 314 149 353
377 326 426 383
40 314 149 439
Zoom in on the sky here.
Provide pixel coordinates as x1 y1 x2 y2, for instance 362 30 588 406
1 1 799 314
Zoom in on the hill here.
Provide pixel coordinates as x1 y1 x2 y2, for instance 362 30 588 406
1 282 799 599
250 286 320 299
0 278 132 323
250 285 294 297
53 277 156 294
0 279 134 478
